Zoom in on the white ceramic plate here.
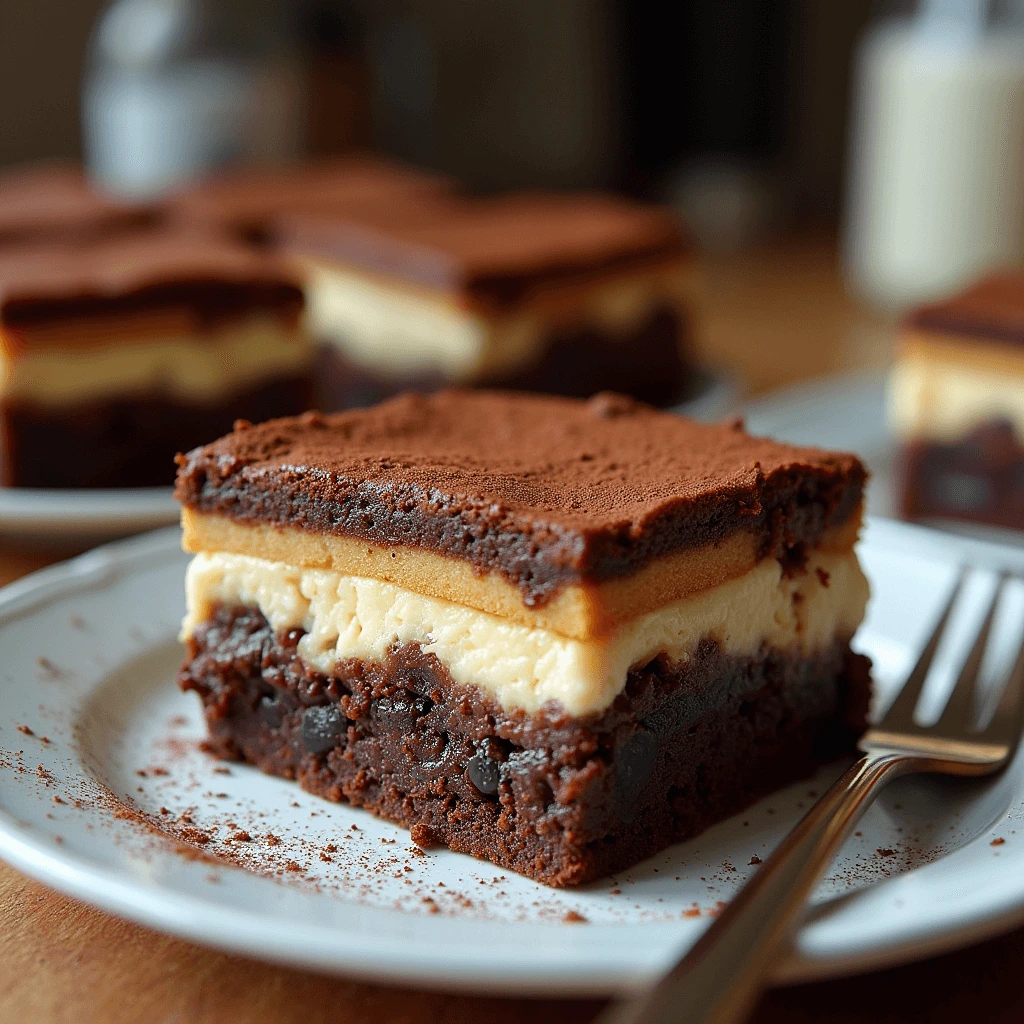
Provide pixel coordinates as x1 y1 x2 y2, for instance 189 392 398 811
0 374 734 545
0 486 178 543
2 520 1024 996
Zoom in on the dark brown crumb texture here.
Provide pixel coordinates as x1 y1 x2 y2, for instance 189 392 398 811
179 604 871 887
898 420 1024 532
0 376 312 489
175 390 866 607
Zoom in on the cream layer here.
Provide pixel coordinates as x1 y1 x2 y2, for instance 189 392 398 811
889 331 1024 442
181 547 869 717
300 257 693 381
181 509 864 641
0 317 312 406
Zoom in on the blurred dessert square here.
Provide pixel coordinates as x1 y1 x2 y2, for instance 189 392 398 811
889 273 1024 531
275 191 695 410
0 162 157 246
0 231 313 488
166 154 453 244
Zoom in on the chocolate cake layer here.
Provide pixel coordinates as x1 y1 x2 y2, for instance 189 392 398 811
277 192 688 311
0 162 156 246
313 306 691 412
899 421 1024 531
1 376 312 489
909 273 1024 346
0 232 303 330
180 604 870 886
175 391 865 607
169 156 453 243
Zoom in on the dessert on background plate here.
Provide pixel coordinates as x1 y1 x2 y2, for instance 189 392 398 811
0 161 158 247
166 154 453 245
890 273 1024 532
274 191 696 411
176 390 871 886
0 231 313 488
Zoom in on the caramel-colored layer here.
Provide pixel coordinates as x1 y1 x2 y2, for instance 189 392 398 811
180 507 862 641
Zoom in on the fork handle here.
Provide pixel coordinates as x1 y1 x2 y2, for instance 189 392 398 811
599 750 913 1024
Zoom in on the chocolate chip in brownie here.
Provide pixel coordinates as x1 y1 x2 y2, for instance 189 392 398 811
467 752 501 795
301 705 345 756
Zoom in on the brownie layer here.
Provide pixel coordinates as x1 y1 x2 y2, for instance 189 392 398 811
0 162 156 246
908 273 1024 347
1 376 312 489
313 306 690 412
180 604 870 886
175 391 865 607
0 232 303 331
169 156 453 243
899 421 1024 531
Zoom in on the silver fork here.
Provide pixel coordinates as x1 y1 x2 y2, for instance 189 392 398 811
600 570 1024 1024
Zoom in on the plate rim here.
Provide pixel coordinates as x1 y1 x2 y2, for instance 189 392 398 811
2 520 1024 993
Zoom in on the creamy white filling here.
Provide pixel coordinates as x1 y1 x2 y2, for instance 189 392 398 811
0 317 312 405
889 351 1024 441
181 548 869 717
302 260 690 381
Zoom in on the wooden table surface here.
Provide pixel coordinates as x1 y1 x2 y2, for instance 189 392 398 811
3 237 1022 1024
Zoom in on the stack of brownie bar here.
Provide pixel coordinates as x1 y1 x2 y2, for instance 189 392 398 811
170 157 696 410
0 162 157 247
0 230 312 488
890 273 1024 532
166 155 453 245
275 191 695 410
177 390 871 886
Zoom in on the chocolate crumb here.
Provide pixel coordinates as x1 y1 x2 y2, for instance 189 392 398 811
36 657 66 680
421 897 440 914
231 831 252 842
748 855 762 866
877 848 896 857
265 833 282 846
16 725 34 736
284 860 302 873
562 910 587 924
684 908 701 918
410 822 440 849
991 837 1006 847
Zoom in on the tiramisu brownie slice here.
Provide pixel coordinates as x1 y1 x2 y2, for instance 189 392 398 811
0 162 157 246
0 232 312 488
890 273 1024 531
176 390 871 886
274 191 695 409
167 155 452 244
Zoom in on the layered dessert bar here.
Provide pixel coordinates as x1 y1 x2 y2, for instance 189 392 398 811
0 232 313 488
890 273 1024 531
0 162 156 246
177 390 871 886
167 155 452 245
274 192 695 410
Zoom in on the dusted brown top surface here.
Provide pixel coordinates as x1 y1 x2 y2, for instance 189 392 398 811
909 273 1024 345
276 192 689 305
0 230 304 328
176 391 865 604
168 155 452 237
0 162 156 244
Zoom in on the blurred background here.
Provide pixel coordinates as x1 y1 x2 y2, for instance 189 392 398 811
1 0 1023 541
